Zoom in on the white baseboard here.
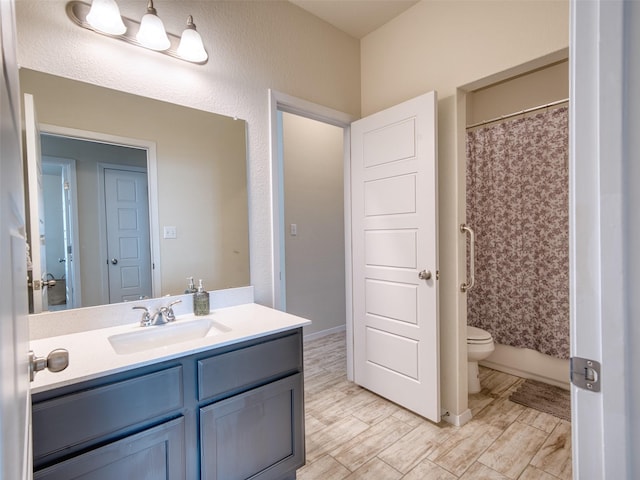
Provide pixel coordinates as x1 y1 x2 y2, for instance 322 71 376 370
303 324 346 342
441 408 473 427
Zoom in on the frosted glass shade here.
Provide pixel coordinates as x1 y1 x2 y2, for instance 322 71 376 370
136 12 170 51
177 28 208 63
86 0 126 35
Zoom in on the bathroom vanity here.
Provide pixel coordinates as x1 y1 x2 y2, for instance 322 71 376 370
29 300 310 479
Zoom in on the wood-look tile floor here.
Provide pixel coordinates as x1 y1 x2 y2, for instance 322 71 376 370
299 331 572 480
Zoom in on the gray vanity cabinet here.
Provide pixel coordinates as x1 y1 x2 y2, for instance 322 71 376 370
200 374 303 480
31 328 305 480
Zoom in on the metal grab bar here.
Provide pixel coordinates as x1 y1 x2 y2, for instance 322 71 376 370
460 224 475 292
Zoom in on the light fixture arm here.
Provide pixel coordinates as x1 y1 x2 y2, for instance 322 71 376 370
66 1 208 65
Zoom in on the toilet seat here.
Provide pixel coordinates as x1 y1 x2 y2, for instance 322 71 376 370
467 326 493 344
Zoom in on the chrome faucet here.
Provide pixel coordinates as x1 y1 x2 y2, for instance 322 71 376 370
132 299 182 327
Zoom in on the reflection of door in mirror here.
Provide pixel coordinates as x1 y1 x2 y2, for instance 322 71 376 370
24 93 49 313
42 157 79 310
39 134 150 309
103 166 152 303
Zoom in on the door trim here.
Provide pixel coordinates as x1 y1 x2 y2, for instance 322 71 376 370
268 89 356 378
38 124 161 299
41 156 81 308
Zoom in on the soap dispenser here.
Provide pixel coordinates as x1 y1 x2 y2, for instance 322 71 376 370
184 276 197 294
193 279 210 316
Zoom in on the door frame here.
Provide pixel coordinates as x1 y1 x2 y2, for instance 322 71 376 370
570 0 636 477
41 156 81 308
38 124 161 300
268 90 356 377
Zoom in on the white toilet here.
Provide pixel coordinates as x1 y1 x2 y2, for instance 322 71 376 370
467 326 495 394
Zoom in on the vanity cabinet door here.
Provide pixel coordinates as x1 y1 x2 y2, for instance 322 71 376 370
34 417 185 480
200 373 304 480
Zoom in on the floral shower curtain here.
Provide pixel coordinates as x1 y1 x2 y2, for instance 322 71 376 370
466 106 569 359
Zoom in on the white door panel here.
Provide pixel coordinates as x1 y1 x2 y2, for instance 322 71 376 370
24 93 49 313
1 2 32 476
365 279 418 324
352 91 439 422
364 175 417 216
104 168 152 303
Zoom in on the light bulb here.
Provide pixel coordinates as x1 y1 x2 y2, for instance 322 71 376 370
177 16 208 63
86 0 126 35
136 0 170 51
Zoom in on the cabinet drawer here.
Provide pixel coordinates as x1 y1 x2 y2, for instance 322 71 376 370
197 331 301 402
33 366 183 460
200 373 304 480
34 417 185 480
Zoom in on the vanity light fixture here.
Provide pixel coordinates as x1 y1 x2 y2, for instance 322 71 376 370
136 0 170 51
85 0 126 35
66 0 209 64
177 16 208 63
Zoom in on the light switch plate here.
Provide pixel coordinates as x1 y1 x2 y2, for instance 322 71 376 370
163 226 177 239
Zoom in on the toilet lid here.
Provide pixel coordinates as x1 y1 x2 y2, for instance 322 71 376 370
467 326 493 342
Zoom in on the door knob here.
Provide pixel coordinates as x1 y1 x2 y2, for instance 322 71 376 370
29 348 69 382
111 258 118 265
418 269 432 280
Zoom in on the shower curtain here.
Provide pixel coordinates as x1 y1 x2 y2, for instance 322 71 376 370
466 106 569 359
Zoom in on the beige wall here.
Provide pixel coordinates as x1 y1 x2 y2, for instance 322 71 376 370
282 112 345 335
15 0 361 307
361 0 569 419
21 69 250 300
467 60 569 125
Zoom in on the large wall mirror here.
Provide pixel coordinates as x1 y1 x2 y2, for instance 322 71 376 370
21 68 250 313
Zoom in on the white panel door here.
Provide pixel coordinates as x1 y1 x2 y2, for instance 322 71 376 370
1 2 32 476
351 91 439 422
104 168 152 303
24 93 49 313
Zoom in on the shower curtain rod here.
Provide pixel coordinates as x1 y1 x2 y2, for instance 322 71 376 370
466 97 569 129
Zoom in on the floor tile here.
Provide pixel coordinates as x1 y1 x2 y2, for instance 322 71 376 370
297 455 350 480
530 420 572 480
518 465 561 480
305 415 370 463
459 461 510 479
343 457 403 479
402 459 458 480
517 408 560 434
428 419 503 477
377 422 445 473
331 416 413 471
478 421 548 478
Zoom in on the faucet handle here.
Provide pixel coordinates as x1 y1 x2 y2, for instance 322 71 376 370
132 306 152 327
164 299 182 322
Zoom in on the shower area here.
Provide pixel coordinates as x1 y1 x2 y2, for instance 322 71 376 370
464 60 570 388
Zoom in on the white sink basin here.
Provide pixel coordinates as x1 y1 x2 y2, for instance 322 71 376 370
108 318 231 355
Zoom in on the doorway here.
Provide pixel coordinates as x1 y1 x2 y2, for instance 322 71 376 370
38 130 159 307
462 60 570 387
269 90 356 374
41 156 80 310
279 111 346 337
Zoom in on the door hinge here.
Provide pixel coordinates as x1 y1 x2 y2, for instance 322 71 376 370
570 356 601 392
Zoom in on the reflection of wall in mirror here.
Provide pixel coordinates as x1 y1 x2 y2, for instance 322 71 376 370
20 68 250 304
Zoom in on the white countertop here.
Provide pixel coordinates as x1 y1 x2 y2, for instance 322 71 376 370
30 303 311 394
